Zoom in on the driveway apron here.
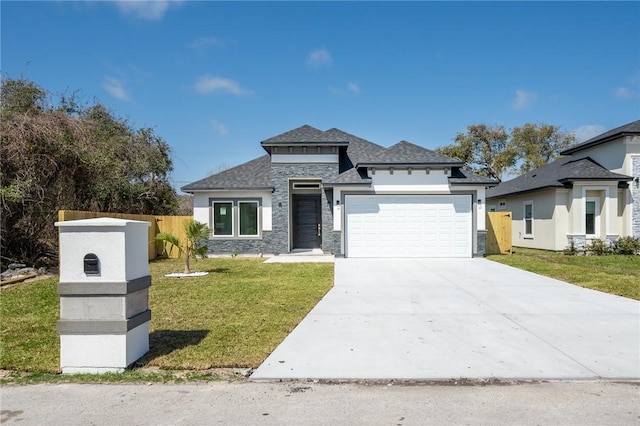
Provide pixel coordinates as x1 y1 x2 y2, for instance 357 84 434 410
251 258 640 381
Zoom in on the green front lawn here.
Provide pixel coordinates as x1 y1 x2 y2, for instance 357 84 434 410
1 258 334 374
487 248 640 300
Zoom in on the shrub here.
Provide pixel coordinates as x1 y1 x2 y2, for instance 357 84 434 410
563 240 579 256
612 236 640 255
586 238 612 256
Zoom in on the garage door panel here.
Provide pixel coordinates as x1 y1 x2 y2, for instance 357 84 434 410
345 195 472 258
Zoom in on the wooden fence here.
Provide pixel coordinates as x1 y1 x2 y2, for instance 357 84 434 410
486 211 512 255
58 210 193 260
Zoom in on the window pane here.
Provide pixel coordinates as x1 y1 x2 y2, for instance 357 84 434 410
586 201 595 234
213 202 233 236
525 219 532 235
239 202 258 236
525 204 532 219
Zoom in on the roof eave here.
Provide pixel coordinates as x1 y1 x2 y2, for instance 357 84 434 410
181 186 274 192
449 181 499 187
486 184 566 199
323 182 372 188
357 162 464 168
260 141 350 147
557 176 633 183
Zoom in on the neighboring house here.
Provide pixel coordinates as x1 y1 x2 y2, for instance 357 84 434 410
182 125 496 258
486 120 640 251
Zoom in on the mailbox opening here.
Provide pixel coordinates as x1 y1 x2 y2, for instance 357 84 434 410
83 253 100 276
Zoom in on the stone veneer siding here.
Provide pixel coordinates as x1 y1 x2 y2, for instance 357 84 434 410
476 230 486 257
205 232 273 256
633 156 640 237
270 163 338 254
332 231 343 256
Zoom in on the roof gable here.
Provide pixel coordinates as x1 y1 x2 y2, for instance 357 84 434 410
561 119 640 155
376 140 463 166
261 124 349 145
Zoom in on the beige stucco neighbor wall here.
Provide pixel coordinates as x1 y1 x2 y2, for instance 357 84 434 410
503 190 563 251
568 182 621 238
495 182 625 251
567 135 640 236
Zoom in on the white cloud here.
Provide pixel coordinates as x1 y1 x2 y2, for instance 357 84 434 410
512 89 536 110
328 81 360 96
210 119 228 137
307 48 333 68
614 86 638 99
188 36 224 49
115 1 182 21
194 75 252 96
347 81 360 94
103 76 130 101
573 124 605 142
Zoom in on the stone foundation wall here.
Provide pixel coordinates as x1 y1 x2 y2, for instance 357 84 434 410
476 230 487 257
206 232 274 255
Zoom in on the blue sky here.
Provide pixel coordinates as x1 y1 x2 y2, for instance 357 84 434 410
2 1 639 191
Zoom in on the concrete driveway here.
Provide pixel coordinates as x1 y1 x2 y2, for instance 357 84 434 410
251 258 639 381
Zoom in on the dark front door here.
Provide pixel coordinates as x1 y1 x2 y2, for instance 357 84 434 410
293 195 322 249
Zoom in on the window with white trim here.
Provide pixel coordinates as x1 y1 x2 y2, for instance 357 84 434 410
585 197 599 237
524 201 533 237
212 201 233 236
210 199 261 238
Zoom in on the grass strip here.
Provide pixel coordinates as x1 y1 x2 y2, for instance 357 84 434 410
1 258 334 374
487 248 639 300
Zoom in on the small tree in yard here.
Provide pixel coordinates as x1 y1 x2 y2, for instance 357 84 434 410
155 220 210 274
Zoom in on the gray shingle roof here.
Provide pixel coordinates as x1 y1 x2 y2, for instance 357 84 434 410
486 157 632 199
182 126 500 191
324 167 371 186
323 128 386 166
561 120 640 155
261 124 350 145
357 140 464 167
181 155 272 191
449 168 498 186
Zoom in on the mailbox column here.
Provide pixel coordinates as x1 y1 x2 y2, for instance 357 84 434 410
55 218 152 374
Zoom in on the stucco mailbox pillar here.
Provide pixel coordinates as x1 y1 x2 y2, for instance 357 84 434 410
55 218 152 374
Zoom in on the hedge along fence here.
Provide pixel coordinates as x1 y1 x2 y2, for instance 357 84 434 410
57 210 193 260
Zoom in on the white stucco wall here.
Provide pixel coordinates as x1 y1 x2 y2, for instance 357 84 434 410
271 154 338 164
370 169 451 192
56 218 150 282
192 190 272 232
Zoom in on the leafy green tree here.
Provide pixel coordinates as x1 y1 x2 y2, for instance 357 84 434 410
437 124 516 182
155 220 209 274
1 77 179 267
437 122 577 182
511 123 576 174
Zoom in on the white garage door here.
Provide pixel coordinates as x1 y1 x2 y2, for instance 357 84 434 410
345 195 472 258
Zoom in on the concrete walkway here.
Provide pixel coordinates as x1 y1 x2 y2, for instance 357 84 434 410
251 258 640 381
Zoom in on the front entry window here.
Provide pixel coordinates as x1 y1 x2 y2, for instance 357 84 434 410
585 199 599 236
213 202 233 236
